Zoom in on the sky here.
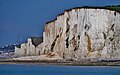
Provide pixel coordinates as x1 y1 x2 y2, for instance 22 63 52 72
0 0 120 47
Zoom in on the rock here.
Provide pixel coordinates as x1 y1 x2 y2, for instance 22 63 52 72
15 7 120 61
14 37 43 57
42 8 120 60
15 38 36 56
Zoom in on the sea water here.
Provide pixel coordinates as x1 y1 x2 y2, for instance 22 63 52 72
0 64 120 75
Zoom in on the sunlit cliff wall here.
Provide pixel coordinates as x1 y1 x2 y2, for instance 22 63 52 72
42 8 120 60
15 8 120 60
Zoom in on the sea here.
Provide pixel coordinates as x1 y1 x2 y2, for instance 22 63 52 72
0 64 120 75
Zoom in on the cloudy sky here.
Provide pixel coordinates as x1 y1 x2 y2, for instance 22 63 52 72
0 0 120 47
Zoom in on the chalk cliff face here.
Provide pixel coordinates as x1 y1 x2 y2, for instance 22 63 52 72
15 38 36 56
15 38 42 56
15 8 120 60
42 8 120 60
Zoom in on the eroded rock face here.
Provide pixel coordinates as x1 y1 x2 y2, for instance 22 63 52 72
15 8 120 60
15 37 43 57
43 8 120 60
15 38 36 56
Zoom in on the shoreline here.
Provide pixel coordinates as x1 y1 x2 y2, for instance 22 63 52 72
0 60 120 66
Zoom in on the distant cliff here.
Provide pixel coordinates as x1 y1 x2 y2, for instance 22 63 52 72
15 37 43 56
15 7 120 61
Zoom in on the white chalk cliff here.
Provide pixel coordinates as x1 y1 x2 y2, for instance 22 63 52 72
15 38 36 56
15 7 120 60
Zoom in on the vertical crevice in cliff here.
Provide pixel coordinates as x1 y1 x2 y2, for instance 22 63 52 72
85 32 93 54
66 37 69 48
74 46 78 51
84 24 90 30
102 32 107 39
51 35 59 52
78 35 80 40
108 24 115 42
114 12 116 16
66 18 70 33
111 24 115 31
66 17 70 48
74 24 77 33
70 36 77 51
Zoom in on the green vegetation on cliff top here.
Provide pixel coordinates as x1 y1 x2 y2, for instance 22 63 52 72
105 5 120 12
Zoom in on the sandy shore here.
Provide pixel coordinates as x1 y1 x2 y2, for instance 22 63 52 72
0 54 120 66
0 59 120 66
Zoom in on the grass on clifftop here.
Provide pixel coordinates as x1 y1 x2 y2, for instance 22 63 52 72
105 5 120 12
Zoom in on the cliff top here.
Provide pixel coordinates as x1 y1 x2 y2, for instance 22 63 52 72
46 5 120 24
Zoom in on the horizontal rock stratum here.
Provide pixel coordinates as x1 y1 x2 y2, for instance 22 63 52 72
15 7 120 60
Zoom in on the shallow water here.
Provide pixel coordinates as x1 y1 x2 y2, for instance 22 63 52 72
0 64 120 75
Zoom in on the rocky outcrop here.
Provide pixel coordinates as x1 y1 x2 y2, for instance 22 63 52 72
42 8 120 60
14 38 42 56
15 7 120 61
